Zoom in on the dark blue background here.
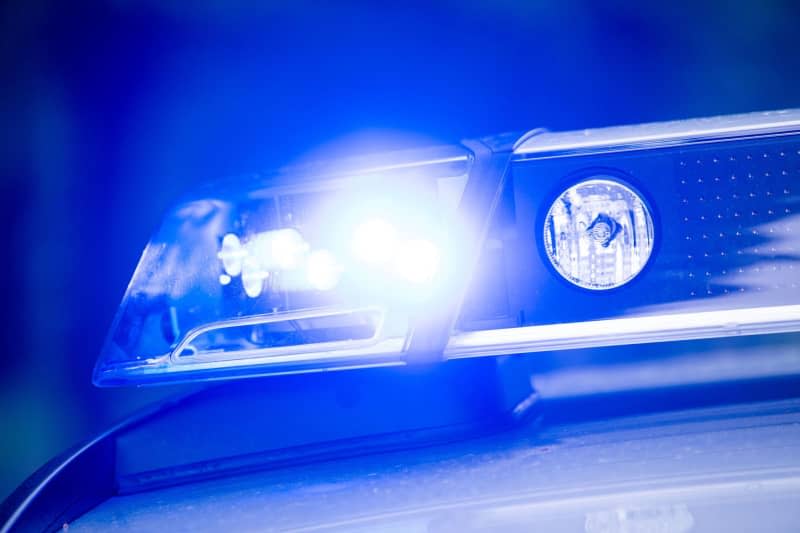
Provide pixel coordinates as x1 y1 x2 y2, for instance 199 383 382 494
1 0 799 500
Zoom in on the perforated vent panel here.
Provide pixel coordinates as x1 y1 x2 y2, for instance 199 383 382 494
677 146 799 298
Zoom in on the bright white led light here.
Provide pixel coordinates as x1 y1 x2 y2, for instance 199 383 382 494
241 255 269 298
269 228 309 270
306 249 341 291
245 228 308 271
394 238 440 283
543 178 654 290
218 233 245 276
218 229 311 294
351 218 398 265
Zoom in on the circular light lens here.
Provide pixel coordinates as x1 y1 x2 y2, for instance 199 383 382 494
543 178 654 290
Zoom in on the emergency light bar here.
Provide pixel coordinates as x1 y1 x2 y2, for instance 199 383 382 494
94 110 800 386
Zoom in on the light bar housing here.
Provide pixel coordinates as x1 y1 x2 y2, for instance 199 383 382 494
95 110 800 386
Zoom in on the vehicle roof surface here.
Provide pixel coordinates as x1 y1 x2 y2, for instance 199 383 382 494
71 398 800 532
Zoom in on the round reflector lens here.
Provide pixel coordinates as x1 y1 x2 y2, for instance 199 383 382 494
543 178 654 290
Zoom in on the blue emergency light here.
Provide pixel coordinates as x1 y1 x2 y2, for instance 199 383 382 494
94 110 800 386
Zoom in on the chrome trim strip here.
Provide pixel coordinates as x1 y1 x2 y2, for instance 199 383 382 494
513 109 800 157
445 305 800 359
171 307 387 365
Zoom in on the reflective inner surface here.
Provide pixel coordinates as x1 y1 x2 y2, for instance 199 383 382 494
94 146 471 385
543 178 655 290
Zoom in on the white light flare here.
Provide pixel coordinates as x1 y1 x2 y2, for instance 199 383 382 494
351 218 398 265
306 249 341 291
217 233 246 276
241 255 269 298
248 228 308 271
394 238 441 284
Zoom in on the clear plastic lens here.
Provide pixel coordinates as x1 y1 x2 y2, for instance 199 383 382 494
543 178 655 290
94 145 472 386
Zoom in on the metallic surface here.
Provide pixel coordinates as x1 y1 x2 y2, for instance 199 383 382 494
446 304 800 359
70 398 800 531
513 109 800 157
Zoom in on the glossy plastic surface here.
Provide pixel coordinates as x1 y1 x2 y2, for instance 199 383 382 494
94 146 472 385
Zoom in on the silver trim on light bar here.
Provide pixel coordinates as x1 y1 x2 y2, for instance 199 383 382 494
445 305 800 359
513 109 800 157
172 307 386 364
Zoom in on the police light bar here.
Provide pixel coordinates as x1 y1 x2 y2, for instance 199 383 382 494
94 110 800 386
